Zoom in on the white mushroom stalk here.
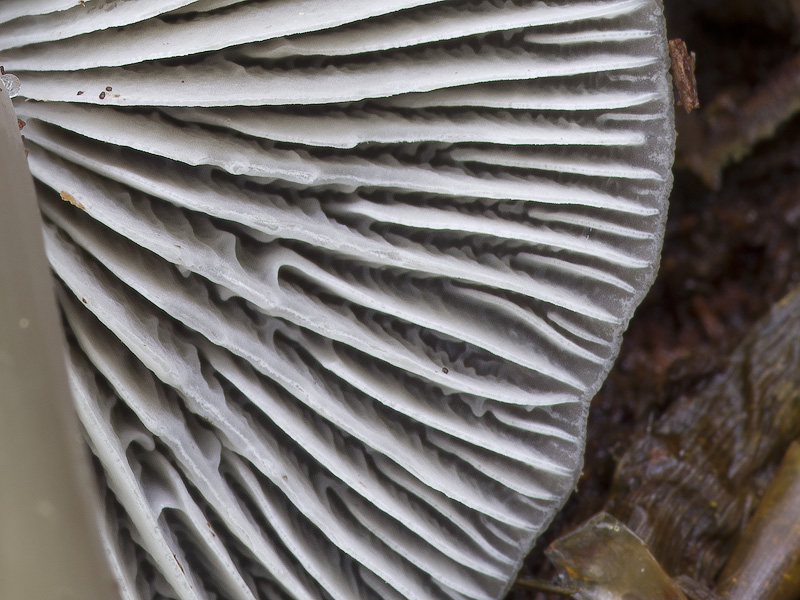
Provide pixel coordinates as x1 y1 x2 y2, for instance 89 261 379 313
0 87 118 600
0 1 674 599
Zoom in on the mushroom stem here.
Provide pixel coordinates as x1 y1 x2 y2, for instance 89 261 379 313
0 88 119 600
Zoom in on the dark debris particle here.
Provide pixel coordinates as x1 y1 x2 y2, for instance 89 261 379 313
173 555 184 575
99 91 106 99
76 90 84 95
105 86 112 92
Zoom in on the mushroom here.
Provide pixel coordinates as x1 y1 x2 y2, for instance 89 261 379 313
0 1 674 599
0 86 117 600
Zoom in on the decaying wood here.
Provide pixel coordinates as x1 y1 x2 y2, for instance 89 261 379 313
605 286 800 584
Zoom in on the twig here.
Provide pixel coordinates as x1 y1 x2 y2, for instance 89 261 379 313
669 39 700 114
514 578 575 597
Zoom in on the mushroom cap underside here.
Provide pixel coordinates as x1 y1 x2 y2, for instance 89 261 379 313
0 1 674 599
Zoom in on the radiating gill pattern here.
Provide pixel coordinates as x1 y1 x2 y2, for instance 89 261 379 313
1 1 673 599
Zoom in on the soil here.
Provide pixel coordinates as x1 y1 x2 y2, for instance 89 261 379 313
510 1 800 596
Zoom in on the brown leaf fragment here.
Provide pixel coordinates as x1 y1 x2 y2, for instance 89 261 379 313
669 39 700 114
546 512 688 600
59 190 85 210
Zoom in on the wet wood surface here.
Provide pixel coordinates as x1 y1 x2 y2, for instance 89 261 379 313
607 288 800 582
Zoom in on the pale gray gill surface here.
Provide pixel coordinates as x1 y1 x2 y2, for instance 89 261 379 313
0 1 674 599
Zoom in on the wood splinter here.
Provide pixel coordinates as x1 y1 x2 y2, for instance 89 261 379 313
669 39 700 114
